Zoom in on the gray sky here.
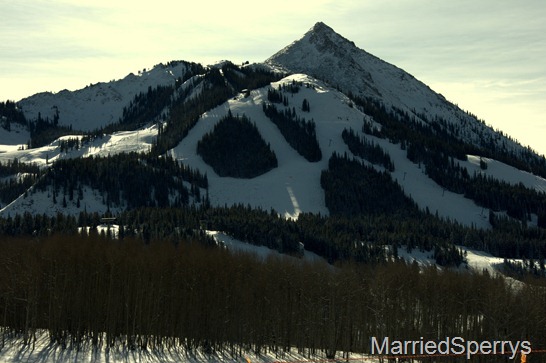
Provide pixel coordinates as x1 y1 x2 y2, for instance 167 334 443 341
2 0 545 155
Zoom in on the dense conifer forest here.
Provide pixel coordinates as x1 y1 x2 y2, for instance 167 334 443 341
2 201 545 267
0 100 79 148
32 153 208 209
0 101 27 130
197 111 278 178
263 87 322 162
341 128 394 171
352 93 546 178
321 153 414 216
1 62 282 154
0 160 41 208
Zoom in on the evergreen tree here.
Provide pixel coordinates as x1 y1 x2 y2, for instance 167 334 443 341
302 98 310 112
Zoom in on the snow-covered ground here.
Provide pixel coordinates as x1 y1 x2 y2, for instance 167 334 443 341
0 334 373 363
372 138 490 228
394 245 507 276
0 184 122 217
207 230 324 263
462 155 546 193
170 74 351 219
79 223 120 238
0 123 158 168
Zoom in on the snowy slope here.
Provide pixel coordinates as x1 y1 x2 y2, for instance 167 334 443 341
207 230 324 263
0 124 158 215
17 61 192 131
266 22 523 155
0 184 122 217
0 123 29 148
170 74 359 218
170 74 490 227
0 124 158 167
461 155 546 193
1 73 541 228
396 244 524 286
371 137 491 228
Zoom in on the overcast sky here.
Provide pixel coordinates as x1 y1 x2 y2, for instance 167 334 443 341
2 0 545 155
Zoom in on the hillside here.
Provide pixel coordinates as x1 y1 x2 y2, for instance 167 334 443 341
17 61 199 132
4 73 545 229
266 23 499 147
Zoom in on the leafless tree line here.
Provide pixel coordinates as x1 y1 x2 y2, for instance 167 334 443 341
1 233 545 359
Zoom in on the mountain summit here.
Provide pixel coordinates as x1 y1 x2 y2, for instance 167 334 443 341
267 22 379 98
297 22 359 58
267 22 519 153
267 22 447 111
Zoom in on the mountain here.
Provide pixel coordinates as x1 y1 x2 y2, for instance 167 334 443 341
16 61 198 132
0 22 545 247
267 22 523 154
2 22 546 358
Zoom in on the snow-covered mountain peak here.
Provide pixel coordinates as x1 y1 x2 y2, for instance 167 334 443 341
310 21 331 32
306 22 357 54
267 23 385 100
266 23 527 155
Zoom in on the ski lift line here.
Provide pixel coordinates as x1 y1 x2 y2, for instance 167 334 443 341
268 349 546 363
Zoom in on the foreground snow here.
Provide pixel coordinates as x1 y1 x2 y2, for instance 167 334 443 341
0 333 373 363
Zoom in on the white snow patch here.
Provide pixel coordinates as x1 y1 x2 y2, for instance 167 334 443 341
206 230 324 263
395 246 438 268
463 155 546 193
